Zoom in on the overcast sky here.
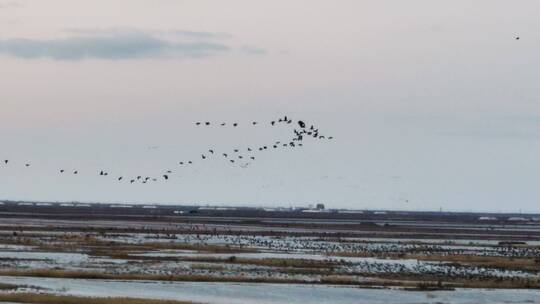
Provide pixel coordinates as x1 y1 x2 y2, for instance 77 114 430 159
1 0 540 212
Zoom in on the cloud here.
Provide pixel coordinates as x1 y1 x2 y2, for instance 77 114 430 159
0 1 21 8
65 28 232 40
0 29 230 60
241 46 267 55
170 30 232 40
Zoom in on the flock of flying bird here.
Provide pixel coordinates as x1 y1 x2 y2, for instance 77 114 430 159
1 116 333 185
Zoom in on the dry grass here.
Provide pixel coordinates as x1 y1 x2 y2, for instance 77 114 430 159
2 234 256 256
0 269 304 284
238 257 342 268
1 266 539 289
145 242 256 253
0 283 18 290
63 236 258 257
0 293 194 304
189 263 226 271
369 272 540 289
178 256 343 269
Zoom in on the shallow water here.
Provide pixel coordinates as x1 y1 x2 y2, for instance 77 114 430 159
0 251 88 263
1 276 539 304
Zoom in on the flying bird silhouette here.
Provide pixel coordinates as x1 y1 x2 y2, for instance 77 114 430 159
4 116 335 185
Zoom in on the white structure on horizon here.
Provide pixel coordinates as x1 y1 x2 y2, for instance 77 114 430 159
302 209 330 213
199 207 237 211
338 210 364 214
36 203 52 206
479 216 498 221
508 217 529 222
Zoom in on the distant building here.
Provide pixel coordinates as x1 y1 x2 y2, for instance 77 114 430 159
198 207 237 211
316 203 325 210
508 217 528 222
338 210 364 214
479 216 498 221
36 203 52 206
302 209 330 213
